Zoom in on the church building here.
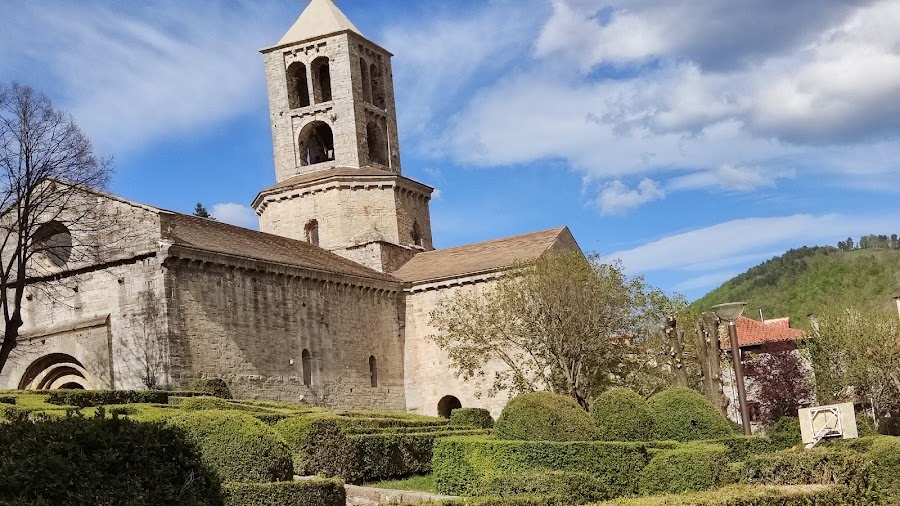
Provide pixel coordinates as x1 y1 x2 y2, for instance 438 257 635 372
1 0 581 417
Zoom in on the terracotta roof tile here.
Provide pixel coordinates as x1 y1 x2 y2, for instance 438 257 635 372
721 316 805 349
162 212 398 284
261 167 403 193
393 227 579 284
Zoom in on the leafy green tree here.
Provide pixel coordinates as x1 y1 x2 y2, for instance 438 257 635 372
429 251 681 408
804 308 900 424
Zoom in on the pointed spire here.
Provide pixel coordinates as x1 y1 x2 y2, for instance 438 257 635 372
276 0 364 47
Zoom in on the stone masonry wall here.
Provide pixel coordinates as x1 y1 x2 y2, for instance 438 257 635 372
163 257 405 410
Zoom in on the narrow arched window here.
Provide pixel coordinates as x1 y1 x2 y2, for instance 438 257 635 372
311 57 332 103
301 349 312 386
304 220 319 246
411 221 422 247
360 57 372 104
286 62 310 109
369 356 378 387
366 121 388 165
370 63 385 108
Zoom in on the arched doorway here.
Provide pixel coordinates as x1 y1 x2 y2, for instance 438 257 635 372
437 395 462 419
18 353 92 390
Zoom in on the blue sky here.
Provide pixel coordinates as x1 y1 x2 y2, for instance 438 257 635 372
2 0 900 302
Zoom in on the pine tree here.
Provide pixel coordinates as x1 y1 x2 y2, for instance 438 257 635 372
193 203 213 219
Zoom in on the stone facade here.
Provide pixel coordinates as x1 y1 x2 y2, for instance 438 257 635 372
1 0 584 418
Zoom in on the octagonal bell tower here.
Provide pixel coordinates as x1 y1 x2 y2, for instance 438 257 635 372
255 0 433 273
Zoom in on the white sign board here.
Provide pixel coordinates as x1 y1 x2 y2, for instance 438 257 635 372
798 402 858 444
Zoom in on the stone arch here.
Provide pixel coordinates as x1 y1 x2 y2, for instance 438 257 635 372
33 221 72 267
301 349 312 387
286 62 310 109
360 57 372 104
366 121 388 166
18 353 92 390
369 355 378 387
370 63 385 108
437 395 462 419
304 219 320 246
311 56 332 103
298 122 335 166
58 382 86 390
411 221 423 247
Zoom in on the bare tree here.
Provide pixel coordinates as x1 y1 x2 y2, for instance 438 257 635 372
0 82 112 375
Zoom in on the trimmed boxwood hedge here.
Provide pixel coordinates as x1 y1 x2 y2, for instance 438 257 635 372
451 408 494 429
592 484 861 505
767 417 802 450
0 396 15 405
495 392 598 442
0 414 221 505
699 436 776 462
868 436 900 505
432 436 650 497
46 389 170 407
222 479 345 506
740 447 869 494
189 378 232 400
591 388 655 442
478 470 611 504
638 443 731 495
647 388 733 442
167 410 293 483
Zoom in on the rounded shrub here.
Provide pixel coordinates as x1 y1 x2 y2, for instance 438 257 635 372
638 443 730 495
590 388 654 441
167 410 293 483
189 378 232 399
767 416 802 450
856 413 878 437
495 392 597 442
648 387 732 442
478 470 611 503
450 408 494 429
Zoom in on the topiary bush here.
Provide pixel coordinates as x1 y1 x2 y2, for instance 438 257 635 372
432 436 650 498
167 410 293 483
180 396 235 411
451 408 494 429
478 470 611 504
495 392 597 442
592 484 859 505
274 415 352 477
856 413 878 437
740 447 869 495
638 443 731 495
648 388 732 442
222 479 345 506
0 414 221 505
699 436 776 462
46 389 170 407
767 416 802 450
189 378 232 399
591 388 655 442
867 436 900 505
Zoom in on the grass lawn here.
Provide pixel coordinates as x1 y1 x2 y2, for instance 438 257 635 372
364 473 435 493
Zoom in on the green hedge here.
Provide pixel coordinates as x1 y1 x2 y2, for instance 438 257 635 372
451 408 494 429
432 436 650 497
638 443 731 495
0 396 15 405
767 417 802 450
222 479 345 506
495 392 597 442
648 388 733 442
592 484 861 505
700 436 776 462
189 378 232 399
46 389 171 407
591 388 655 442
478 470 611 504
740 447 869 494
0 414 220 505
868 436 900 505
167 411 293 483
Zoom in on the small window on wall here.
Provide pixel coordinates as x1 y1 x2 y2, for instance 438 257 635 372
302 349 312 386
286 62 310 109
369 356 378 387
360 57 372 103
304 220 319 246
33 221 72 267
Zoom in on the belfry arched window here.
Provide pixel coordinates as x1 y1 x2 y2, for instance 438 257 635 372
304 219 319 246
370 63 385 108
360 57 372 104
286 62 310 109
366 121 388 166
298 121 335 166
411 221 423 247
311 57 332 103
301 349 312 386
369 356 378 387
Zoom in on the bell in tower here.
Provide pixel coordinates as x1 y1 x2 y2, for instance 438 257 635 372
261 0 402 182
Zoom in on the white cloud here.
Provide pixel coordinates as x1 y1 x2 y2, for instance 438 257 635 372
597 178 665 215
669 164 794 192
212 203 258 230
673 271 742 292
605 213 900 275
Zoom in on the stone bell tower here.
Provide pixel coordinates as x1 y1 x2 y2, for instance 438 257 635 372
254 0 434 273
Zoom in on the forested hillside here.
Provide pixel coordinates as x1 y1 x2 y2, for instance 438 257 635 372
692 246 900 327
